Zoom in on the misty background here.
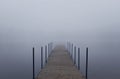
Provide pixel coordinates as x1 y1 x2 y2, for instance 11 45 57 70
0 0 120 79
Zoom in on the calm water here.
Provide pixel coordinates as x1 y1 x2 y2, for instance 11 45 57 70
0 41 120 79
0 43 45 79
77 41 120 79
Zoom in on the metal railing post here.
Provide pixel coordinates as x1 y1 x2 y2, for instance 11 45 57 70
32 47 35 79
78 48 80 70
86 47 88 79
74 46 76 64
45 45 47 63
41 47 43 69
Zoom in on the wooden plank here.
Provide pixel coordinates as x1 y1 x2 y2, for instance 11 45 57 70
36 45 84 79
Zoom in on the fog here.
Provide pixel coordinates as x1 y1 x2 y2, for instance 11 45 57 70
0 0 120 43
0 0 120 79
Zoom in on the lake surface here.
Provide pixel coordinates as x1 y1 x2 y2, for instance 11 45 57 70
77 41 120 79
0 41 120 79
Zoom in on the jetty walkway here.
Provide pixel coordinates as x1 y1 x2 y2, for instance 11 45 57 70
36 45 84 79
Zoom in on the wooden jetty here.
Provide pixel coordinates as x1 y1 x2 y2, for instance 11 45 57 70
36 45 85 79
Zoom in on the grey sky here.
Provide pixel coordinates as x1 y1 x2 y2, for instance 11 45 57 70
0 0 120 44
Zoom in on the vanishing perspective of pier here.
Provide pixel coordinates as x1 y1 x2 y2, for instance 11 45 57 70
32 42 89 79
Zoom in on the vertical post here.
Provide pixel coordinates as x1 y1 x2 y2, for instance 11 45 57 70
50 43 52 53
69 43 71 55
41 47 43 69
48 44 50 56
69 42 70 52
51 43 53 52
68 42 69 52
86 47 88 79
51 43 52 52
70 43 71 56
68 42 70 53
72 44 74 60
49 42 53 55
74 46 76 64
45 45 47 63
70 43 72 56
67 42 68 50
66 42 68 50
78 48 80 70
47 44 49 58
67 42 69 52
49 43 51 53
33 47 35 79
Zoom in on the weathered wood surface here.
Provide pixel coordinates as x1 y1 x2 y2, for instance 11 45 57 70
37 45 84 79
